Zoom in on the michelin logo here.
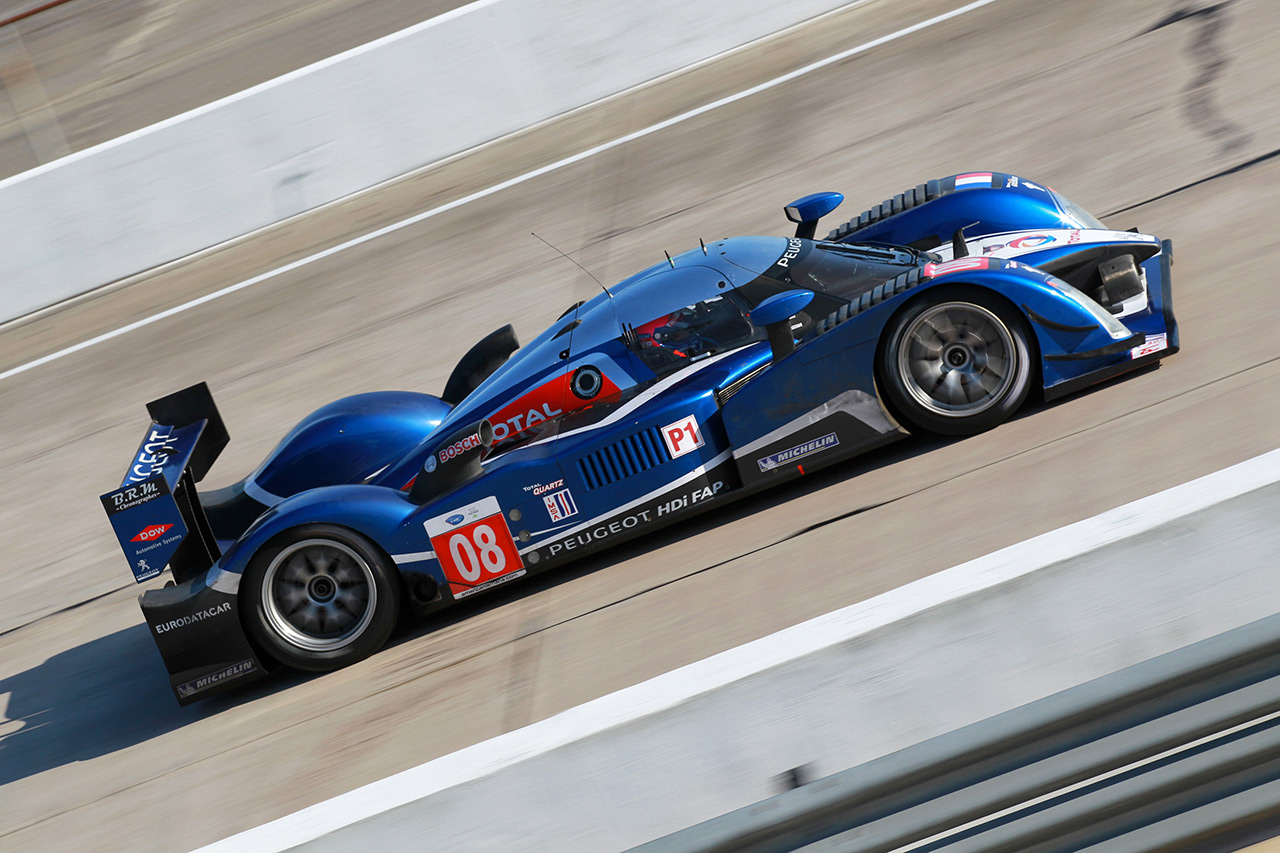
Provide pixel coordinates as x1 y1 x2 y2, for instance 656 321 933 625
176 659 256 698
757 433 839 472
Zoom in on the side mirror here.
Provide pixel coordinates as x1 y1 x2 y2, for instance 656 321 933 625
751 290 814 362
784 192 844 240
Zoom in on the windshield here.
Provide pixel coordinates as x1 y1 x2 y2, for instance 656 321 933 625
760 241 917 305
1052 191 1107 229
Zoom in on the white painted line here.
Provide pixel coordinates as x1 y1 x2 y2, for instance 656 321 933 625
0 0 1004 385
196 447 1280 852
0 0 507 192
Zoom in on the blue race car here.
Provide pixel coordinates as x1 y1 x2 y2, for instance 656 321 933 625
102 172 1177 704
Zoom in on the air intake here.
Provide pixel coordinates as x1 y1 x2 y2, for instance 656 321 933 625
576 427 671 490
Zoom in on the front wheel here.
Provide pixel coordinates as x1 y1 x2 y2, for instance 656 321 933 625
242 524 401 671
879 286 1034 436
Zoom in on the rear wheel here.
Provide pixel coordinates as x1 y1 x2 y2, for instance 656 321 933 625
242 525 401 671
879 286 1033 436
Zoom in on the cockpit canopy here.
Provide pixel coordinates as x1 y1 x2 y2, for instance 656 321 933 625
431 236 921 445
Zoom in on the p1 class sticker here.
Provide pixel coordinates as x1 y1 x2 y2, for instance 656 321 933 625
1130 332 1168 359
424 497 525 599
661 415 704 458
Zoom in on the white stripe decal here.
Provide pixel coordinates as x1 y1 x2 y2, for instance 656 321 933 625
205 565 242 595
391 551 435 565
241 477 285 506
1 0 1005 385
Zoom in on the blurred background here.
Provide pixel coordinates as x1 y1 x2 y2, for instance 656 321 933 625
1 0 1278 849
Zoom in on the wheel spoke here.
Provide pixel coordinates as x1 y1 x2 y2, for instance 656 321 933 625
295 602 322 632
976 367 1005 395
911 357 943 383
924 312 957 342
278 584 308 613
910 335 944 358
282 553 308 582
940 371 965 405
309 549 335 575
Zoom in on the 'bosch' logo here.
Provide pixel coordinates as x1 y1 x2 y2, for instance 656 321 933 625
439 432 483 464
570 365 603 400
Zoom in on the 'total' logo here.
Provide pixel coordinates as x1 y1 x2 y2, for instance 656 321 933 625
132 524 174 542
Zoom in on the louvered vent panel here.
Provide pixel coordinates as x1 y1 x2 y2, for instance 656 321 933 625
576 427 671 490
715 366 767 407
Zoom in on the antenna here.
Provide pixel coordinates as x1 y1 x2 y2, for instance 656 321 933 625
664 250 675 269
531 232 613 300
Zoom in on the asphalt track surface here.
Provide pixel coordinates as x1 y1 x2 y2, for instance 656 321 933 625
1 0 1279 848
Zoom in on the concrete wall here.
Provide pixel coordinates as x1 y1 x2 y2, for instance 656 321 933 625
201 449 1280 851
0 0 857 323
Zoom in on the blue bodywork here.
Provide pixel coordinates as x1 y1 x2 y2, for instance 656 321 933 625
103 173 1179 703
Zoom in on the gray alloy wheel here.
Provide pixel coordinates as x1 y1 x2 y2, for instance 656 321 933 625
260 539 377 653
879 286 1034 437
243 524 401 672
895 301 1017 418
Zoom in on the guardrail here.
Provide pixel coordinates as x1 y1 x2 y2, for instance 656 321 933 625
0 0 855 324
637 613 1280 852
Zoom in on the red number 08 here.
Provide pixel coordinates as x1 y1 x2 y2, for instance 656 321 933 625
447 524 507 581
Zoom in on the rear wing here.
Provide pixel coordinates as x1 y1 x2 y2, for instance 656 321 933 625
100 382 229 585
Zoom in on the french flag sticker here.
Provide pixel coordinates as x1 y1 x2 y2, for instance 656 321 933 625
954 172 993 190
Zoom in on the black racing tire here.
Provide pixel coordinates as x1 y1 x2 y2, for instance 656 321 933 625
878 285 1034 436
241 524 401 672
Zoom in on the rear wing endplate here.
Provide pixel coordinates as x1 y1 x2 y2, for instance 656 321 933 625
100 382 229 585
